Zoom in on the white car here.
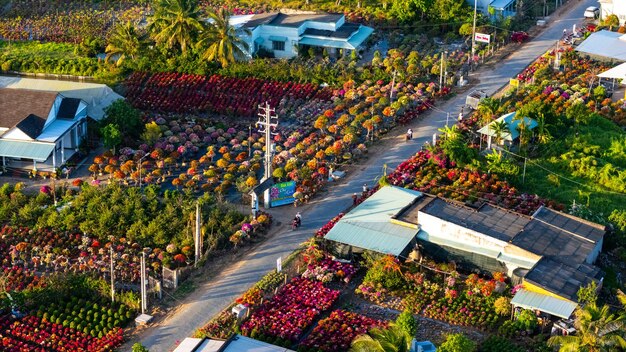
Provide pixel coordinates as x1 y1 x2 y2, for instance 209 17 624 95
584 6 599 19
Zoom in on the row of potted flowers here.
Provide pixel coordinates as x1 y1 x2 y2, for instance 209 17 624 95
240 277 341 343
0 315 124 351
298 310 387 352
124 72 333 116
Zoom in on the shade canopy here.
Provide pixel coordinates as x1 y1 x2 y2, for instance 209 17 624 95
477 112 537 141
598 62 626 79
511 289 578 319
324 186 422 256
576 30 626 62
0 140 55 161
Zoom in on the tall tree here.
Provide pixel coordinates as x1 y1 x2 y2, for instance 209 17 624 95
196 8 250 67
105 21 146 66
148 0 204 55
548 303 626 352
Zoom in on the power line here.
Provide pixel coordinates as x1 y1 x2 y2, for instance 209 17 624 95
496 145 626 197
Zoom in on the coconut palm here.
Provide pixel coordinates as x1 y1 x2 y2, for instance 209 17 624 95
105 22 146 66
350 324 411 352
548 303 626 352
148 0 204 55
477 97 501 123
438 125 461 141
489 120 509 147
196 8 250 67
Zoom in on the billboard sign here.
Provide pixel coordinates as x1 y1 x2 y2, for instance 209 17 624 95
269 181 296 207
475 33 491 43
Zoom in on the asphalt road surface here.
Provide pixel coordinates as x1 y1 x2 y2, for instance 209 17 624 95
130 2 597 350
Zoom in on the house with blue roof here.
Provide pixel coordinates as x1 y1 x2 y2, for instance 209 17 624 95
229 11 374 59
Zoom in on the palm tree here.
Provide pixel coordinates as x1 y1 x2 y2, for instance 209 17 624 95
148 0 204 55
548 303 626 352
350 324 411 352
477 97 501 123
535 114 552 145
438 125 461 141
489 120 509 147
196 8 250 67
105 22 146 66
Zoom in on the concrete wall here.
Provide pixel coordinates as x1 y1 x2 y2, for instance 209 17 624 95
256 25 299 58
418 211 507 253
587 237 603 264
44 95 62 128
601 1 626 24
2 128 32 140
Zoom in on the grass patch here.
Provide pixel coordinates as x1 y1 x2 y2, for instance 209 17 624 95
0 40 122 83
504 115 626 218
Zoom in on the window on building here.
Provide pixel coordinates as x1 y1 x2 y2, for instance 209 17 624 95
272 40 285 51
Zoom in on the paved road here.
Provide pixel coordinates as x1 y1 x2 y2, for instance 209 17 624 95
132 2 596 351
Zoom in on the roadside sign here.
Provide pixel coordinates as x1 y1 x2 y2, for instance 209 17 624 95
475 33 491 44
510 78 519 88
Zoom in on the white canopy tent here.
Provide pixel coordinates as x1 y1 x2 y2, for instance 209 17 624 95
597 62 626 92
575 30 626 62
598 62 626 80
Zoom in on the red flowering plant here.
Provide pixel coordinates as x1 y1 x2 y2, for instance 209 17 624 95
299 310 387 352
240 277 340 343
0 315 124 351
301 256 358 283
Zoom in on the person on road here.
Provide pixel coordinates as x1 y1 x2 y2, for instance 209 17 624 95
362 183 368 194
295 212 302 227
352 193 358 205
406 128 413 141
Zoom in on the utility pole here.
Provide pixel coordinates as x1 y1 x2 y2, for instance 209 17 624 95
471 0 478 69
138 154 148 188
140 251 147 314
256 102 278 208
390 69 397 102
248 125 252 158
194 202 202 267
110 246 115 302
439 52 445 92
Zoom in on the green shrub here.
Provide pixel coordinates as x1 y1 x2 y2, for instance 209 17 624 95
494 296 511 316
395 309 418 337
480 335 524 352
438 333 476 352
132 343 150 352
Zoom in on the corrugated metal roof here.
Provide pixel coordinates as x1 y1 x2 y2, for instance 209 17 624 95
476 112 537 141
299 36 354 49
37 119 79 142
324 186 422 256
300 25 373 50
222 335 294 352
511 289 577 319
490 0 515 10
0 139 55 161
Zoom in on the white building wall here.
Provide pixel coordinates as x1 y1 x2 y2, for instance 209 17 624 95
468 0 492 15
301 16 343 33
44 94 62 128
587 237 603 264
257 25 300 58
601 0 626 24
2 128 33 140
418 211 541 276
418 212 508 253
